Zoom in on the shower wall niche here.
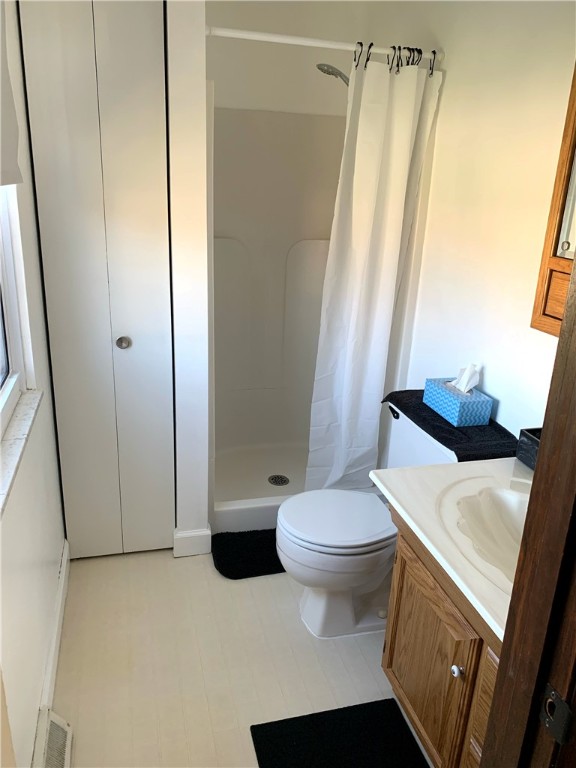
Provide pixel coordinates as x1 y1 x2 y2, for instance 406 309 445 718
213 107 345 501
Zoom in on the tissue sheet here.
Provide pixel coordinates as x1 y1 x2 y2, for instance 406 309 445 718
423 378 493 427
450 363 480 394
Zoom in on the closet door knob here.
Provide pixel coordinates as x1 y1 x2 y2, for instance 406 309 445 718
115 336 132 350
450 665 465 679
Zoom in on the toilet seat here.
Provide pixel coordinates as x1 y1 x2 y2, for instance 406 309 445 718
277 489 396 555
277 525 395 575
277 522 395 556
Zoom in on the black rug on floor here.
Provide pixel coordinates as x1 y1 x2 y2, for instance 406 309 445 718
250 699 428 768
211 529 285 579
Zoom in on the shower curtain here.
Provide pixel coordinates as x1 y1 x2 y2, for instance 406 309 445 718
305 57 443 490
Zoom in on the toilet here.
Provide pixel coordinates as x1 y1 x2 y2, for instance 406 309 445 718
277 404 458 638
276 489 397 638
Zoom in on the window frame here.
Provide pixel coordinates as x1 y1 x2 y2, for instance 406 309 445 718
0 185 31 436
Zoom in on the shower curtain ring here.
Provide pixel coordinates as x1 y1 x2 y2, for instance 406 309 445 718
388 46 396 73
364 43 374 69
428 50 437 77
396 43 402 74
354 41 364 68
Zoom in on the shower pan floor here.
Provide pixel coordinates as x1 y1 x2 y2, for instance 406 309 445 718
212 443 307 533
215 442 307 503
212 442 383 533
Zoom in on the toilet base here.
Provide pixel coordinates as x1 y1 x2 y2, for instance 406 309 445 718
299 586 388 639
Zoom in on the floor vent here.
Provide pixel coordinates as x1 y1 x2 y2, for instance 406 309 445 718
268 474 290 487
32 708 72 768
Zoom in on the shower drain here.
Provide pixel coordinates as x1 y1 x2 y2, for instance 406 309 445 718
268 474 290 487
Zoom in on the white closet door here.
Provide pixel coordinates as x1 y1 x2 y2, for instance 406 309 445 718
19 1 123 558
20 1 174 557
93 1 174 552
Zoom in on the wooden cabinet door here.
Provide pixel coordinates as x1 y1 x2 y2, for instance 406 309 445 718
462 646 499 767
383 536 482 768
531 65 576 337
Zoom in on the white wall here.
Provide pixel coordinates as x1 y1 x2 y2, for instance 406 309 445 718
1 2 65 765
1 404 65 767
167 1 213 555
400 2 574 437
207 1 575 442
213 108 344 452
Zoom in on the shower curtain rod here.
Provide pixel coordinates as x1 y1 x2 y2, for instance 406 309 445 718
206 26 441 63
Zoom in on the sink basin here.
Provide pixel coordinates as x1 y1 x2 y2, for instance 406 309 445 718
456 487 529 583
437 476 531 594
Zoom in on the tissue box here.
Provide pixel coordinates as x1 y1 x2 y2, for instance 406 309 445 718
423 378 493 427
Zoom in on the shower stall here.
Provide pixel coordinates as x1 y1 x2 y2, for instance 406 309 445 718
211 104 346 531
207 22 440 531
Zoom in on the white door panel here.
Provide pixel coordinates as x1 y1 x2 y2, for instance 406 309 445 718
93 1 174 551
20 1 174 557
19 1 123 558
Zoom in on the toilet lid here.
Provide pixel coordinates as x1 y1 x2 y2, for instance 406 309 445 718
278 490 396 550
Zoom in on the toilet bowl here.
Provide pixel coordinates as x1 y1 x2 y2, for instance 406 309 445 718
276 489 397 638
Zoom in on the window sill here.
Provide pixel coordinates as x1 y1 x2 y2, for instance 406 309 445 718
0 373 23 435
1 390 43 516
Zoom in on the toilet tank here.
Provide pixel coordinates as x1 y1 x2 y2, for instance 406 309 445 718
384 403 456 468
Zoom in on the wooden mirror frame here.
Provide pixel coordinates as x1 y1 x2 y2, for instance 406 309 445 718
531 64 576 337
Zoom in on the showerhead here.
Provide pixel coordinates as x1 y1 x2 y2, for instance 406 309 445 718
316 63 349 87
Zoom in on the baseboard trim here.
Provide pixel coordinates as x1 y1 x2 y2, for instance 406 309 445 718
173 527 212 557
40 540 69 708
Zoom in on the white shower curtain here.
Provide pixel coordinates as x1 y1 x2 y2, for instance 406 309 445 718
305 59 443 490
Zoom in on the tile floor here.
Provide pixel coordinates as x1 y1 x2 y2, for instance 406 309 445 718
54 550 394 767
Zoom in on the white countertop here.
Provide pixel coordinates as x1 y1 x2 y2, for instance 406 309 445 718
370 458 534 641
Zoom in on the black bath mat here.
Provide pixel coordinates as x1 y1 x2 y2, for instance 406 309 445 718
250 699 428 768
211 529 285 579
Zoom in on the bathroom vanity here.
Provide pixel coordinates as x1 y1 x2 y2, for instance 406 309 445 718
370 458 533 768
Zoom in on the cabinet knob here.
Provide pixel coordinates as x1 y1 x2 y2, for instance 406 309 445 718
115 336 132 350
450 664 465 679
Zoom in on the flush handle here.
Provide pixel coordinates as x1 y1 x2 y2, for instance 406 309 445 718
115 336 132 350
450 665 465 679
